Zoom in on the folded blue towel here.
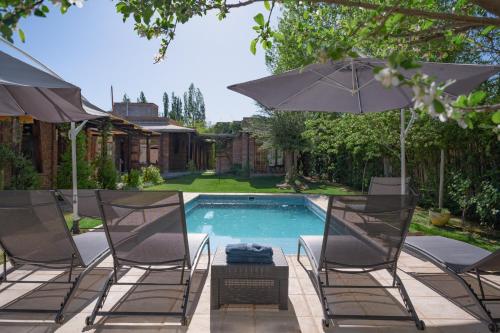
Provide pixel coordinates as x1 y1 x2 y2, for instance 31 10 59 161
226 255 273 264
226 243 273 264
226 243 273 257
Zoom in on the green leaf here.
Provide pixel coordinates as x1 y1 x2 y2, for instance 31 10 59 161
34 9 46 17
18 29 25 43
264 0 271 11
253 13 265 27
481 25 496 36
454 95 468 108
433 100 445 114
492 111 500 124
41 5 50 13
467 91 486 106
250 38 258 55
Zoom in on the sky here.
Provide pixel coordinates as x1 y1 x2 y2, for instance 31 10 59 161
0 1 277 123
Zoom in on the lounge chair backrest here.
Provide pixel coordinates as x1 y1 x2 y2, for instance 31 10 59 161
0 190 83 267
96 190 191 268
368 177 411 195
58 189 101 219
320 194 417 270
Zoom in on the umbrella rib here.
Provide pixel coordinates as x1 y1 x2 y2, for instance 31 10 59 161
308 67 352 92
2 86 27 116
35 87 70 122
353 61 363 113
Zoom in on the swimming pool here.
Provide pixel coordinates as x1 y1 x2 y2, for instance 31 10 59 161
185 195 326 254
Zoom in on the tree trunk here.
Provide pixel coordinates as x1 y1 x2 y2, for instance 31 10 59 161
284 150 295 182
383 156 392 176
438 149 445 209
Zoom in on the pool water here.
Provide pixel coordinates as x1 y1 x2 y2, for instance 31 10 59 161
185 195 325 254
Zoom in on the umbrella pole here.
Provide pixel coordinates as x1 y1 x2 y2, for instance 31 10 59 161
400 110 406 195
70 121 87 234
400 109 417 195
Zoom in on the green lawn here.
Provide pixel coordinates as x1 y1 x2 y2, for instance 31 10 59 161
64 214 102 230
148 173 352 195
409 209 500 252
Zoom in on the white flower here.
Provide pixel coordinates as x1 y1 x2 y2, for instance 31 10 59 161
438 113 447 122
374 67 400 88
69 0 84 8
457 119 468 129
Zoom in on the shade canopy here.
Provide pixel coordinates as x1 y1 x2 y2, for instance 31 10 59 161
228 58 499 113
0 50 98 123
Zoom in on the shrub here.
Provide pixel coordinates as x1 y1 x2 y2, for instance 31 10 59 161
473 181 500 229
9 154 40 189
126 169 143 189
142 165 164 185
96 156 118 189
447 172 474 226
0 144 40 190
57 128 96 189
187 160 197 172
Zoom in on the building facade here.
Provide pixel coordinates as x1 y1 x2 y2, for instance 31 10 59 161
112 102 212 175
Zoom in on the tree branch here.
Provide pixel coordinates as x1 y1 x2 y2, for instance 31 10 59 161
319 0 500 26
457 103 500 112
223 0 500 26
470 0 500 17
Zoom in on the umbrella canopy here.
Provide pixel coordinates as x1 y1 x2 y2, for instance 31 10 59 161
0 50 97 122
228 58 499 113
228 58 499 195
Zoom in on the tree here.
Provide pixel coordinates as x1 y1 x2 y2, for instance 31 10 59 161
245 106 309 181
3 0 497 131
169 92 183 121
195 88 206 124
162 92 169 118
137 91 147 103
122 93 130 102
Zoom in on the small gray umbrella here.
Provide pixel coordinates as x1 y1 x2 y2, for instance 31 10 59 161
0 50 96 123
228 58 499 193
0 47 101 225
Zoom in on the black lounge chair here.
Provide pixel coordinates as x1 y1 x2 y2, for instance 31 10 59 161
58 189 102 219
86 190 210 326
298 194 424 330
0 190 109 323
405 236 500 332
369 177 411 195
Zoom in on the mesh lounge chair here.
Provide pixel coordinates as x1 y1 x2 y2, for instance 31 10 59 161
0 190 109 323
405 236 500 332
58 189 102 219
298 194 424 330
368 177 411 195
86 190 210 326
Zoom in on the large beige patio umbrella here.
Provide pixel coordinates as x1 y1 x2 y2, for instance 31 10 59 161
228 58 500 194
0 47 102 223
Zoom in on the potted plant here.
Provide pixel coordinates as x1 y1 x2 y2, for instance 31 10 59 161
429 208 451 226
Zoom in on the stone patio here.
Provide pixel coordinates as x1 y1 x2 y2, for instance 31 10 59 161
1 193 498 332
0 250 498 333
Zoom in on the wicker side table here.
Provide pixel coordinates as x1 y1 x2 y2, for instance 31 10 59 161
211 247 288 310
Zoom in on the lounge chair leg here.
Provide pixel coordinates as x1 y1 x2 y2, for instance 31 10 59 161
180 277 191 326
1 252 7 283
394 273 425 330
86 273 114 326
476 270 486 300
316 273 331 328
55 271 81 324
